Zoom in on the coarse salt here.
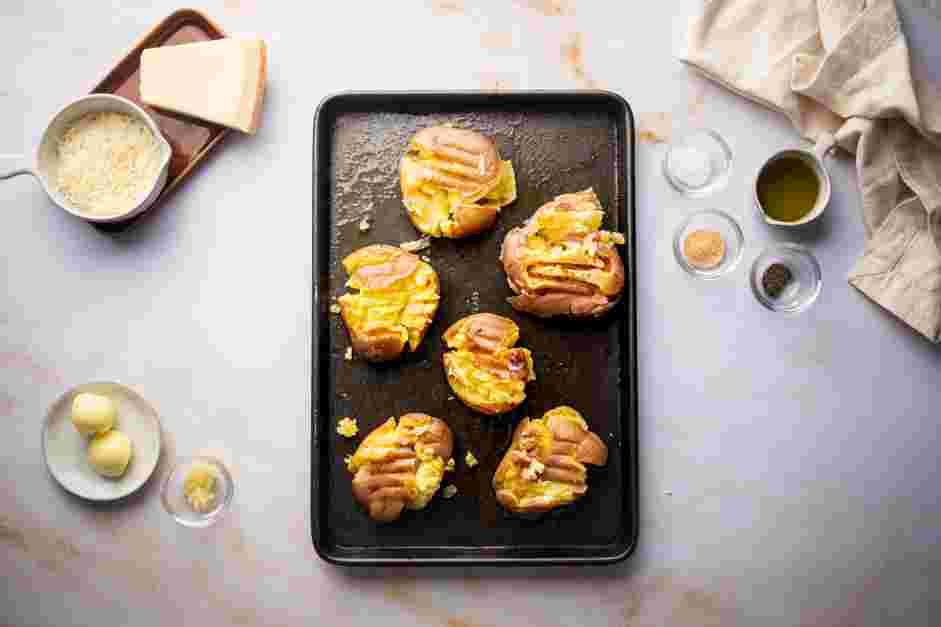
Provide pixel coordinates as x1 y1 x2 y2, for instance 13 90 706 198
668 146 712 189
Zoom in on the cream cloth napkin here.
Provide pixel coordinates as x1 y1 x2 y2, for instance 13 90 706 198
679 0 941 341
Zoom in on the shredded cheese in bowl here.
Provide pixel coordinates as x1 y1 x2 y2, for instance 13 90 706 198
54 112 163 217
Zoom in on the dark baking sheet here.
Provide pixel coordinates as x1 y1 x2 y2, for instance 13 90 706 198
90 9 228 213
312 92 637 565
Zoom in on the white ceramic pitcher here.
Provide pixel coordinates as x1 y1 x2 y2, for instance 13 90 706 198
1 94 171 223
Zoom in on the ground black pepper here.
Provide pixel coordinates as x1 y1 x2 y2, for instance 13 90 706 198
762 263 792 297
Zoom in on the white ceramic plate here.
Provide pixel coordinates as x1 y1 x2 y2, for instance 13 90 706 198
42 382 162 501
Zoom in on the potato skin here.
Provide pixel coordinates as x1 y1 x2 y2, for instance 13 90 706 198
338 245 440 362
349 413 454 522
441 313 535 416
400 126 516 239
500 189 626 319
493 406 608 514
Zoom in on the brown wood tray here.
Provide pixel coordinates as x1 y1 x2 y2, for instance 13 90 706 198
90 8 229 208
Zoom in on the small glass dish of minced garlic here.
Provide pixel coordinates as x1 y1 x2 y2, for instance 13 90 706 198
673 209 744 279
161 456 234 528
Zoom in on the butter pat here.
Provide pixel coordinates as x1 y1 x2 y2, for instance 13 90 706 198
87 430 133 478
140 38 267 134
71 392 116 437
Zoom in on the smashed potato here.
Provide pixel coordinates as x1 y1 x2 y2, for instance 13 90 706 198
500 189 626 318
493 406 608 514
338 245 440 362
400 125 517 238
348 413 454 522
442 313 535 416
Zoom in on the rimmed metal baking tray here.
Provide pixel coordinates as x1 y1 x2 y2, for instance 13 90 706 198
312 91 637 565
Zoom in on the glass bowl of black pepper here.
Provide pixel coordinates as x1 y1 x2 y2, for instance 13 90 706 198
750 243 822 313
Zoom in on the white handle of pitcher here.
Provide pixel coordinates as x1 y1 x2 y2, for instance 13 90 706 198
0 154 37 181
813 132 837 161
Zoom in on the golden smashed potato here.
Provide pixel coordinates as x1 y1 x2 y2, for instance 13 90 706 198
347 413 454 522
500 188 626 318
493 406 608 514
442 313 535 416
338 245 440 362
400 125 517 238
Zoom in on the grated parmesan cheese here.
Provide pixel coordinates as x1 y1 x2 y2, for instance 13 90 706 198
55 112 163 217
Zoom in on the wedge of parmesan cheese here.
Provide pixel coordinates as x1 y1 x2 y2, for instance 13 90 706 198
140 38 267 134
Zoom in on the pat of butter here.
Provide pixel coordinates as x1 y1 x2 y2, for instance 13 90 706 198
88 430 133 478
71 392 116 437
140 39 267 134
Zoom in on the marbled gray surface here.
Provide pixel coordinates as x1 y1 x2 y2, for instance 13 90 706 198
906 0 941 12
2 1 940 626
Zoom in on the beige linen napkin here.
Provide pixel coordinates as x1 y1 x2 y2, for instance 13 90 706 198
679 0 941 341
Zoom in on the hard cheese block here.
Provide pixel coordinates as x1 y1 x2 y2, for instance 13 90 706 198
140 39 267 134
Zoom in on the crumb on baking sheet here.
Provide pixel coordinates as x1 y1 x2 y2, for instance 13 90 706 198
358 215 371 232
442 484 457 499
337 417 359 438
466 290 480 312
400 237 431 253
465 451 478 468
344 347 353 361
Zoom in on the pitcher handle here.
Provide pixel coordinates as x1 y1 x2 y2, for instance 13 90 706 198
813 132 837 161
0 154 37 181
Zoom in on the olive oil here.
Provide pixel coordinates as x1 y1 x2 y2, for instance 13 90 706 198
757 156 820 222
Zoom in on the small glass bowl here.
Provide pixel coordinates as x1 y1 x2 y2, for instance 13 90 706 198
663 129 733 196
750 243 822 313
161 456 234 528
673 210 744 279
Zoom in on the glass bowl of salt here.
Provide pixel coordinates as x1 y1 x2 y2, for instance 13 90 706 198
662 129 733 197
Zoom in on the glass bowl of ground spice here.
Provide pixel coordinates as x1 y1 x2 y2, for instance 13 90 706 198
750 243 822 313
673 209 744 279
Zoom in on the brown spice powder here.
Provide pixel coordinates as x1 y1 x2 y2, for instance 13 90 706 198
683 229 725 269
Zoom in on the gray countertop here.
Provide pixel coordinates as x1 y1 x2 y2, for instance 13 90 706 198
2 1 940 625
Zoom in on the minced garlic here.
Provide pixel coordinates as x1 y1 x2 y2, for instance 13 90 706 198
446 458 455 472
465 451 478 468
55 112 163 217
183 462 217 513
